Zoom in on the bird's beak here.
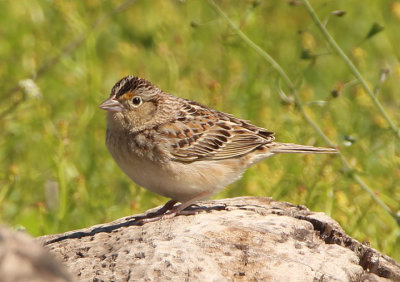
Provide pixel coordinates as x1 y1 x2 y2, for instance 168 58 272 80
99 97 124 112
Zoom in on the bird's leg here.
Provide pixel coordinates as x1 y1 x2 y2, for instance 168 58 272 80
138 191 212 224
130 200 177 222
145 199 177 217
167 192 211 216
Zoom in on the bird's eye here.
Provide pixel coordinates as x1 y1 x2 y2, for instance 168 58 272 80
132 96 142 107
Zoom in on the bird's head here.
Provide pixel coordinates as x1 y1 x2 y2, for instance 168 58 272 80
99 76 164 131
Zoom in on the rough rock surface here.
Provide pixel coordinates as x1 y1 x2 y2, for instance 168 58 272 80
0 225 72 282
36 197 400 281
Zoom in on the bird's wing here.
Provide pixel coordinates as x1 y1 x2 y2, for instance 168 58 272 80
157 100 275 162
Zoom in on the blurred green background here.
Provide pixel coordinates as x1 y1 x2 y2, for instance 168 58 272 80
1 0 399 260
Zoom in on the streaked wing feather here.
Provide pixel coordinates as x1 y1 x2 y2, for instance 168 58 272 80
158 99 275 162
211 134 264 159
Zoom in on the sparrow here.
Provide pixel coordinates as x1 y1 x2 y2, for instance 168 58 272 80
99 76 336 222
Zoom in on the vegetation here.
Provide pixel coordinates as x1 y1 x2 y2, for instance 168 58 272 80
1 0 399 260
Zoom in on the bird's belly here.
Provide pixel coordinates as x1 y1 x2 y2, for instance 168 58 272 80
112 154 245 202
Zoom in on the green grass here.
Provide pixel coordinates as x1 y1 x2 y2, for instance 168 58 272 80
1 0 399 261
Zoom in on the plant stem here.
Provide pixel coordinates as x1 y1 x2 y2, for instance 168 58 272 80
208 0 399 224
301 0 400 139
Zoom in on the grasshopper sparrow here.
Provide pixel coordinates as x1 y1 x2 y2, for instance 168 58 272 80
99 76 336 222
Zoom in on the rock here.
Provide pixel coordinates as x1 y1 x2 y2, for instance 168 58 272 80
36 197 400 281
0 225 72 282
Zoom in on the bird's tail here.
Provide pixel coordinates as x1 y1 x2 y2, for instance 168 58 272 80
270 143 337 154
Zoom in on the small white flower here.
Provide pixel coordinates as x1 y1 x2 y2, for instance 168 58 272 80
18 79 42 99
